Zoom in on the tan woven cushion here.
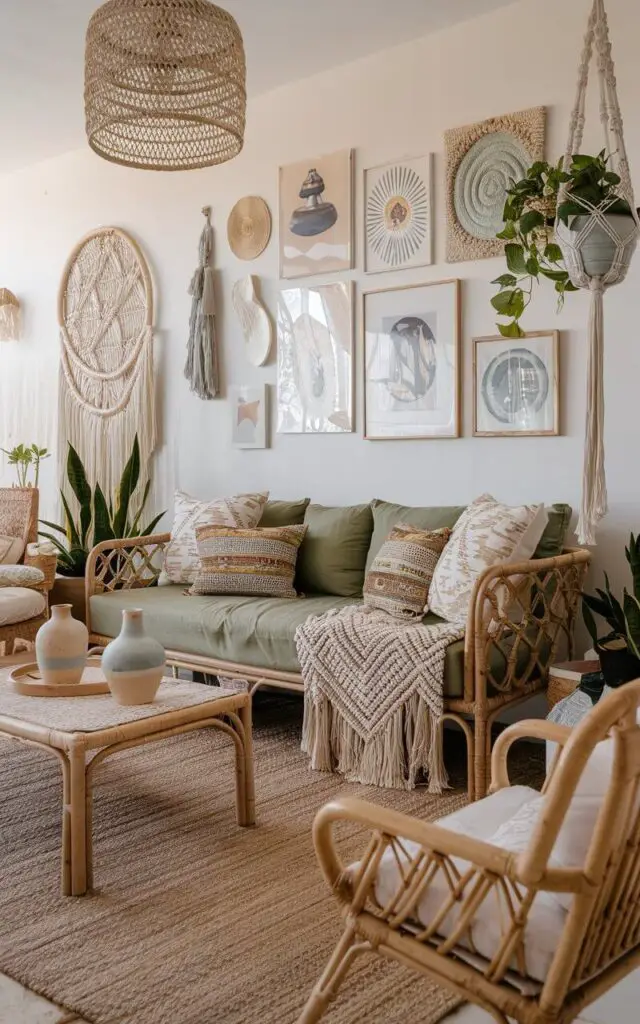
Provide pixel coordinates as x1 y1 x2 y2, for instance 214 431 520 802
159 490 269 586
0 565 45 588
190 525 307 598
0 587 46 626
0 535 25 565
363 524 451 620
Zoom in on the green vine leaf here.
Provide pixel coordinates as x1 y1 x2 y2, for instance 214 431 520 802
491 273 518 288
498 321 525 338
505 243 527 275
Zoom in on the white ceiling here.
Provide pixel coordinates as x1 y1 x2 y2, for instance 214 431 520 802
0 0 514 174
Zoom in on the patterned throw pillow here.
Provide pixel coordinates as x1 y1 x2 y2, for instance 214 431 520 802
189 524 307 598
428 494 548 623
0 535 25 565
363 524 451 620
160 490 269 586
0 564 45 588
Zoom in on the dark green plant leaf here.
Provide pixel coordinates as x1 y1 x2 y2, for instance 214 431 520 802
505 243 527 274
139 511 166 538
38 518 68 537
491 274 518 288
66 443 92 544
113 435 140 539
37 532 75 568
623 591 640 659
491 289 517 314
544 243 563 262
519 210 545 235
497 321 525 338
60 490 81 550
128 478 152 537
582 600 600 647
540 268 569 282
525 255 539 277
496 222 517 241
93 484 116 545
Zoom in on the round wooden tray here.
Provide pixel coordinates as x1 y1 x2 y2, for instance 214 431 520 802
10 656 110 697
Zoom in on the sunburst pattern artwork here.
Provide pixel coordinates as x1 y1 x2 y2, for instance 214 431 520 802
364 156 433 273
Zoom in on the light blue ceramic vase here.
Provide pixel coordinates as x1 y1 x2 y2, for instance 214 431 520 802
102 608 166 706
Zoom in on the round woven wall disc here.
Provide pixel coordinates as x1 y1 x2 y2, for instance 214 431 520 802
227 197 272 260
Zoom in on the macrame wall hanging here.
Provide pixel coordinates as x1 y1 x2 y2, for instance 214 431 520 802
556 0 639 545
58 227 156 498
184 206 219 400
0 289 21 342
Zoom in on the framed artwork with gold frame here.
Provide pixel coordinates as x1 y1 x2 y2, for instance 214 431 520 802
363 279 461 440
473 331 560 437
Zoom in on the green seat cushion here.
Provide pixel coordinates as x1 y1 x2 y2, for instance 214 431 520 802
366 499 466 572
296 503 373 597
259 498 310 528
89 586 528 698
533 504 572 560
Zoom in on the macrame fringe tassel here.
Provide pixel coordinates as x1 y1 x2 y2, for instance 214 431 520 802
577 281 608 546
302 691 447 793
57 334 156 502
184 210 219 401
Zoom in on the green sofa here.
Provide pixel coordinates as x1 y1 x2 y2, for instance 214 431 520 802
86 497 590 797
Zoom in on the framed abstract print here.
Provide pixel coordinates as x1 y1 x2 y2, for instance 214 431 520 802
473 331 559 436
364 155 433 273
277 281 354 434
363 280 461 440
230 385 268 448
279 149 354 279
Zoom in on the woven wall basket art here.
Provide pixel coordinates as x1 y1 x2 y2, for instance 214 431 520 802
84 0 246 171
556 0 639 545
57 228 156 499
0 288 21 342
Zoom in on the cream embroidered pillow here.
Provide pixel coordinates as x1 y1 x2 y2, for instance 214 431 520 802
428 494 548 623
160 490 269 586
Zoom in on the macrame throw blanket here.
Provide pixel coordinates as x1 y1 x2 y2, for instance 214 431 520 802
297 606 464 792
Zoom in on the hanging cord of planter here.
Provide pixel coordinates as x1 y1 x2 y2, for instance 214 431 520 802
184 207 219 400
556 0 640 546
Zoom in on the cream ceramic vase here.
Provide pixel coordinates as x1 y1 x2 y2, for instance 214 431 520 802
35 604 88 685
102 609 165 706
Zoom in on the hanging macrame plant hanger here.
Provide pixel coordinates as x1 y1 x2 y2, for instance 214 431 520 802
556 0 640 546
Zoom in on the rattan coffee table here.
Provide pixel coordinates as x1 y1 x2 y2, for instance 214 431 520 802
0 670 254 896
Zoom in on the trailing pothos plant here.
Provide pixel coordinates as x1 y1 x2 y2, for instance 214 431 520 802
39 435 165 577
491 152 632 337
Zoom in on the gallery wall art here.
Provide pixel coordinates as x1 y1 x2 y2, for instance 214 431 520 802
277 281 353 434
445 106 545 262
227 196 272 260
232 275 273 366
473 331 559 437
279 149 354 279
364 155 433 273
230 384 268 448
363 279 460 440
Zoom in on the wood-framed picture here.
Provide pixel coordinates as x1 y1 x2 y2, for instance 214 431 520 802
230 384 268 449
364 154 433 274
278 148 354 279
363 279 461 440
473 331 560 436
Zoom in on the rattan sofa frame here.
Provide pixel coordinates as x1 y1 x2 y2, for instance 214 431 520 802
297 681 640 1024
85 534 590 800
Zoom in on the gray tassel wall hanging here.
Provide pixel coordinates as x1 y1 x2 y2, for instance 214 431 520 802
184 206 219 399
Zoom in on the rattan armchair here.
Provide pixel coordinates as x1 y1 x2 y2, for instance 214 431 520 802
0 487 56 653
299 682 640 1024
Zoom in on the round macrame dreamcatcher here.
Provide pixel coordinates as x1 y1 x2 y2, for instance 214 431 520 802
58 227 156 498
556 0 640 545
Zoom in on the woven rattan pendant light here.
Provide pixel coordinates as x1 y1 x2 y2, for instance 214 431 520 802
85 0 246 171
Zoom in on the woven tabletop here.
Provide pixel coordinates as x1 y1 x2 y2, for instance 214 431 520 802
0 672 243 734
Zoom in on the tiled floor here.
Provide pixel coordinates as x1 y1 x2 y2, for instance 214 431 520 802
1 969 638 1023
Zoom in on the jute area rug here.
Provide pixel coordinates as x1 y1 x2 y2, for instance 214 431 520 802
0 693 542 1024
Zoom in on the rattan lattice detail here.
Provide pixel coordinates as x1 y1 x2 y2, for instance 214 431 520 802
89 535 168 594
85 0 246 171
0 488 38 547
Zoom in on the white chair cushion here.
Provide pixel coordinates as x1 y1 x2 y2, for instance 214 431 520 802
0 587 46 626
371 786 566 983
0 535 25 565
0 565 44 587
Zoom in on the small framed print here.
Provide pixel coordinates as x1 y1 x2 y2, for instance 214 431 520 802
364 155 433 274
473 331 559 437
230 385 268 448
363 279 461 440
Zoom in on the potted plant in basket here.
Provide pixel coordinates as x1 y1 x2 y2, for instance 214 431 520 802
491 152 636 337
39 435 165 622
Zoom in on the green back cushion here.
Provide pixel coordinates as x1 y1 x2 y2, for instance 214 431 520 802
366 499 466 573
296 503 373 597
533 503 573 560
259 498 310 528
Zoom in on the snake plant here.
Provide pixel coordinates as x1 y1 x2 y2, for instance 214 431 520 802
39 435 165 577
582 534 640 680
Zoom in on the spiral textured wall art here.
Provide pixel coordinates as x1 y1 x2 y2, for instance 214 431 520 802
445 107 545 262
364 155 433 273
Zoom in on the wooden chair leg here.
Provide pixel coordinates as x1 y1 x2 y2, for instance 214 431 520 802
474 715 488 801
296 925 368 1024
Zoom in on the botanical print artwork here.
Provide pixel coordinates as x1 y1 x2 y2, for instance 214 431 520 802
473 332 559 436
445 107 545 262
230 385 268 448
277 282 353 434
279 149 353 279
365 156 433 273
364 281 460 440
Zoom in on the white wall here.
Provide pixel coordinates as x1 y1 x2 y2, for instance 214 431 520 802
1 0 639 610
